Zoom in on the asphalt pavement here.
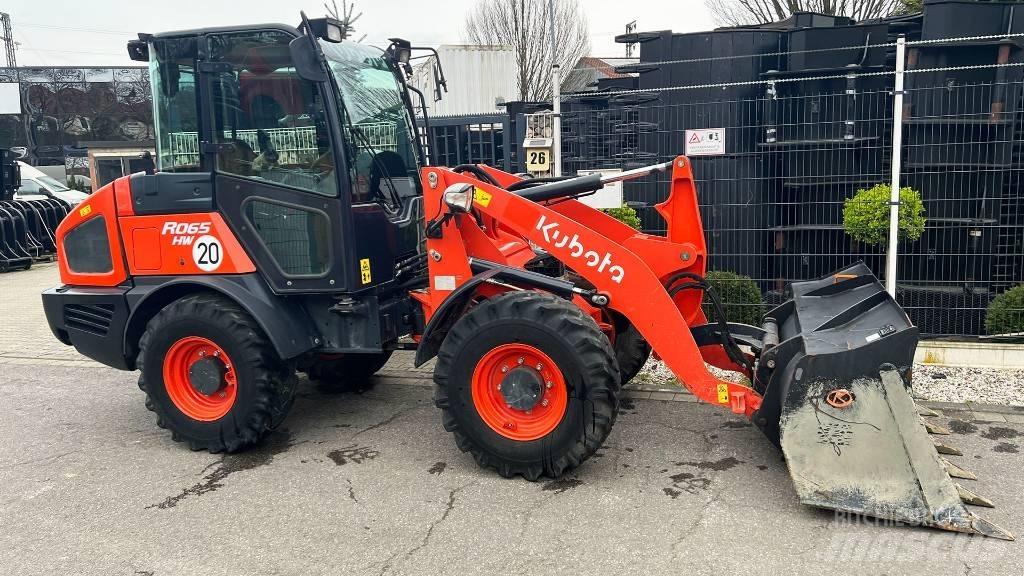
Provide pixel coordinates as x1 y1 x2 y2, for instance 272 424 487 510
0 264 1021 575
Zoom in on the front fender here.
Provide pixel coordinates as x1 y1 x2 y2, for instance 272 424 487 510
414 269 501 367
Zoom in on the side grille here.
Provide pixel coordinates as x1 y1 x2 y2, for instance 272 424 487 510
64 304 116 337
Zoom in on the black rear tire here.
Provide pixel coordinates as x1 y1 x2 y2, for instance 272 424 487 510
433 291 620 480
302 351 393 392
614 321 651 385
137 293 296 453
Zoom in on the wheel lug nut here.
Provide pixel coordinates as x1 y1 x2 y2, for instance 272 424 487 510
213 350 220 357
501 365 508 373
541 399 549 407
525 409 532 414
518 357 524 364
535 363 543 371
545 381 553 389
199 351 206 357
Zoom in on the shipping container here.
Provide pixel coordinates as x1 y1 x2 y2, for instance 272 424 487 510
410 45 518 117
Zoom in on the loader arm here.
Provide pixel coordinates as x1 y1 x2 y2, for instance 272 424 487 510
417 156 762 417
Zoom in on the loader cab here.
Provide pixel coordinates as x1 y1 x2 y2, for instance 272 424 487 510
132 21 425 295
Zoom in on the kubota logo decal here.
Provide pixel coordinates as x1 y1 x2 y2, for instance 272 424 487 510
535 214 625 283
161 221 212 247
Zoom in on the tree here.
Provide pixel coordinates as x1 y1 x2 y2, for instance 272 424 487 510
707 0 907 26
464 0 590 101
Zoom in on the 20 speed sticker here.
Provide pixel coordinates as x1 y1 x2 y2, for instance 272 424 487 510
192 235 223 272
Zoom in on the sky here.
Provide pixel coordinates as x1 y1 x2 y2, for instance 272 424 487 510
4 0 717 67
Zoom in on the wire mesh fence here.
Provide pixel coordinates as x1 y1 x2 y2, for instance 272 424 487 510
556 58 1024 338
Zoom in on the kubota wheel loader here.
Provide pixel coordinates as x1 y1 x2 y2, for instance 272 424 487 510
40 15 1012 539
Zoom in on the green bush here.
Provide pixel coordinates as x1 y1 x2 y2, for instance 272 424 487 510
702 270 763 326
843 184 926 246
601 206 641 230
986 285 1024 335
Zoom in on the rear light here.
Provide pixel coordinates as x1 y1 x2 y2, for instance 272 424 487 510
63 216 113 274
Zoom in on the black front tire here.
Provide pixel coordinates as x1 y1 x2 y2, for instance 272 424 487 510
137 293 296 453
433 291 620 480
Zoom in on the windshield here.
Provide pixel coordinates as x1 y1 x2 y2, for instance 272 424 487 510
321 41 421 204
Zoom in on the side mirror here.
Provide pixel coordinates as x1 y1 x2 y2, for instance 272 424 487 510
432 64 443 102
157 61 180 97
289 37 328 83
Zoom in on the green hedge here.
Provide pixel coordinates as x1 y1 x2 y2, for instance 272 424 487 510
986 285 1024 335
702 270 763 326
843 184 926 246
601 206 641 230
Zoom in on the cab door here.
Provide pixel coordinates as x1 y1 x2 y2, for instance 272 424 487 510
197 28 355 294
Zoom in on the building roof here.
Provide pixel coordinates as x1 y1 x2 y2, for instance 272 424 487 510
561 56 638 93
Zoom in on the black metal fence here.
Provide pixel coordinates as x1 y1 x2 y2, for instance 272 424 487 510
557 78 1024 337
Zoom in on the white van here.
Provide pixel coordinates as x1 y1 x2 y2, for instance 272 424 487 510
13 162 89 206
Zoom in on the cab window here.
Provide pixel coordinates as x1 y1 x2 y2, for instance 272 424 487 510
207 30 337 197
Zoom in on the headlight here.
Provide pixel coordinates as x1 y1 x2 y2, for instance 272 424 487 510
443 183 474 213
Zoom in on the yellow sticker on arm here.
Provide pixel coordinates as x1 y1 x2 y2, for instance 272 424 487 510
473 188 492 208
717 383 730 404
78 204 92 218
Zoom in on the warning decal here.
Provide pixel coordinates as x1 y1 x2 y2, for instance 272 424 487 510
684 128 726 156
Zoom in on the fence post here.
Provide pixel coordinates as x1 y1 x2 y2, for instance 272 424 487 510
886 35 907 297
548 0 561 176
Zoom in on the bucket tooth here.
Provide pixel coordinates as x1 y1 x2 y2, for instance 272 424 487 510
917 405 940 417
956 483 995 508
970 516 1015 541
933 441 963 456
942 457 978 480
923 420 951 435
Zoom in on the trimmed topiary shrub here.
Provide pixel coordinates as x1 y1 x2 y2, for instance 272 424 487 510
986 284 1024 335
843 184 926 246
702 270 763 326
601 206 641 230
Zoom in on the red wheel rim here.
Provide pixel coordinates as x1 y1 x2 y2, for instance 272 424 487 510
163 336 237 421
471 343 568 441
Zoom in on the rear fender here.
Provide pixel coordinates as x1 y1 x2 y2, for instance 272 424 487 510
123 274 319 368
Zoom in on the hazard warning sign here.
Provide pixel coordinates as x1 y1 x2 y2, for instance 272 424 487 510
684 128 726 156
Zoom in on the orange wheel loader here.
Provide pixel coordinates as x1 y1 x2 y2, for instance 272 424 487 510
40 14 1011 539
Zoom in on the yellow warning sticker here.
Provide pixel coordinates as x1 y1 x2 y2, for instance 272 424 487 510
359 258 372 284
78 204 92 218
473 188 492 208
717 383 730 404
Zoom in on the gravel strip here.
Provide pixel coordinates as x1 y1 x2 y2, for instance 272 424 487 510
911 363 1024 406
631 358 1024 407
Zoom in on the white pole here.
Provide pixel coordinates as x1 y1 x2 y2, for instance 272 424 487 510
886 35 906 297
548 0 561 176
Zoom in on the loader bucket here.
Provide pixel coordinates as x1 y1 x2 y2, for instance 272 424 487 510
750 263 1013 540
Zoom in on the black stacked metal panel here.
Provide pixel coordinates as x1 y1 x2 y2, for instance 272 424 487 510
611 28 785 283
899 0 1024 334
762 22 894 296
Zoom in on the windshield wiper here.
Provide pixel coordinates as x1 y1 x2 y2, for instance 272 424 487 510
349 121 403 210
